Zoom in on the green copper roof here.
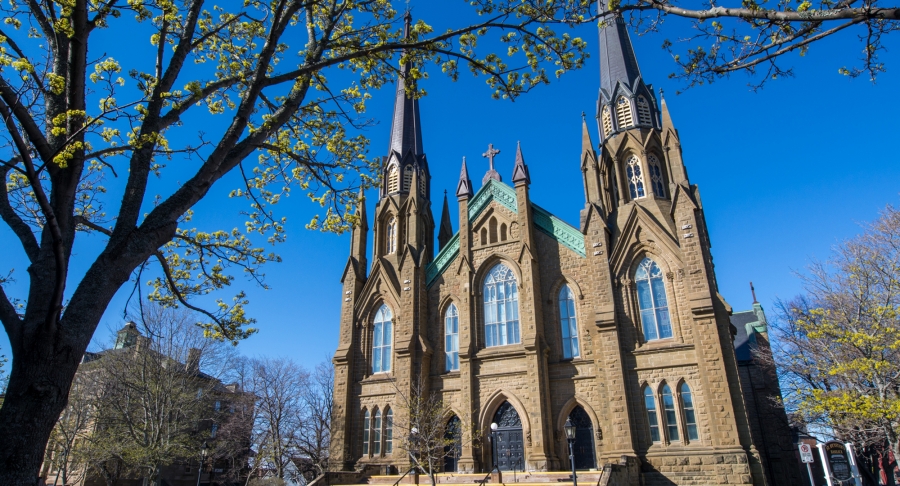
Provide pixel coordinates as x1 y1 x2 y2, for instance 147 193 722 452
425 180 586 287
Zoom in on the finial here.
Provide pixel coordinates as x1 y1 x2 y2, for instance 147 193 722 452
750 281 758 304
581 111 586 121
659 87 665 99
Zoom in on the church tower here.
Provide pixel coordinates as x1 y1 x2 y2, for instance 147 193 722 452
593 9 768 485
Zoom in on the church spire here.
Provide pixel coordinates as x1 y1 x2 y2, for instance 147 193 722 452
598 6 642 98
438 191 453 251
456 157 473 198
511 141 530 185
388 11 424 160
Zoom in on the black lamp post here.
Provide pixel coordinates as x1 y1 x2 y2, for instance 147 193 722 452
196 440 208 486
489 422 499 473
407 427 419 478
564 418 578 486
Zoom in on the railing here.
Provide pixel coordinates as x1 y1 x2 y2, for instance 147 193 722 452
475 469 494 486
392 466 418 486
512 458 523 483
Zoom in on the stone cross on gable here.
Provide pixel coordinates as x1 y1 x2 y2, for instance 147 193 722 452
482 144 500 171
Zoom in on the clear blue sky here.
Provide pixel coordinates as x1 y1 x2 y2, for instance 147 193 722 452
2 2 898 372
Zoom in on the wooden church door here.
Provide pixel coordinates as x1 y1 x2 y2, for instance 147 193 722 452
493 402 524 471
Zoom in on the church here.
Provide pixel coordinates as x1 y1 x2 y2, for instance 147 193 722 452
329 12 795 486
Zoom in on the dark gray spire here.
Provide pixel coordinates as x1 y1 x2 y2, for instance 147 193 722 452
456 157 473 198
598 11 642 97
438 191 453 250
388 11 424 160
511 141 530 185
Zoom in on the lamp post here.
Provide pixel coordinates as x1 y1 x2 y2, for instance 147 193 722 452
196 441 208 486
564 418 578 486
407 427 419 481
489 422 498 473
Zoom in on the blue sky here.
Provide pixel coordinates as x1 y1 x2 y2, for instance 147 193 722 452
2 2 899 372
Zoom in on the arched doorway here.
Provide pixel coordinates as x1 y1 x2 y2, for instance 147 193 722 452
444 416 462 472
568 406 596 470
492 402 524 471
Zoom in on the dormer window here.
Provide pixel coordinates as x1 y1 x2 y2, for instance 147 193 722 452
637 96 652 126
626 155 645 200
403 165 414 192
387 164 399 193
616 96 634 129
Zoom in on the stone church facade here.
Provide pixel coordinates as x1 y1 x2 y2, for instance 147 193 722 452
330 14 780 486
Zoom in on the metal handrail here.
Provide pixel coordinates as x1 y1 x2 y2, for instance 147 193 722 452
475 469 495 486
393 466 418 486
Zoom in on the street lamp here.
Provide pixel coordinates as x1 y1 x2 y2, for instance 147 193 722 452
407 427 419 479
196 441 208 486
564 418 578 486
490 422 499 473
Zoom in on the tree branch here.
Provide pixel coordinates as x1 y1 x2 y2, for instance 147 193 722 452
620 1 900 22
0 164 40 261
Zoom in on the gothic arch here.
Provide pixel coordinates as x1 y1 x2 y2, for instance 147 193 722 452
549 274 585 301
555 396 601 437
472 255 523 297
479 389 531 442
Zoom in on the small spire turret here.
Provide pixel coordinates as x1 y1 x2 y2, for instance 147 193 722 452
438 191 453 251
511 141 530 185
456 157 473 198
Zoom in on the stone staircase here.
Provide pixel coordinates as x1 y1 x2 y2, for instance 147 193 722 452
332 470 603 486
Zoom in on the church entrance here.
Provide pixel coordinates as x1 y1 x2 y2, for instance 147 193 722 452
444 416 462 472
568 406 596 470
492 402 524 472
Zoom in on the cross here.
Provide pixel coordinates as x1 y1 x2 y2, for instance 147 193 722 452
482 143 500 171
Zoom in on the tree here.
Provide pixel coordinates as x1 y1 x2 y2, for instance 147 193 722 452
249 357 308 482
43 372 96 486
601 0 900 89
0 1 591 483
393 379 478 486
766 204 900 482
294 359 334 482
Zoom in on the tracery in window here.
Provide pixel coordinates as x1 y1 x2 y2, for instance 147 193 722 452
644 386 660 443
661 384 680 441
445 304 460 372
372 305 393 373
372 409 382 455
386 218 397 255
626 155 645 200
637 96 652 126
559 285 580 359
602 105 613 137
680 382 698 441
385 409 394 453
362 409 370 455
616 96 634 129
483 263 520 347
635 258 672 341
648 155 665 197
387 164 400 193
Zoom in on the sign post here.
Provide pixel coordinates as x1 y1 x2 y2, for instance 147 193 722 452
799 443 816 486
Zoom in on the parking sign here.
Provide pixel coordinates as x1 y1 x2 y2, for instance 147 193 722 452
799 443 814 464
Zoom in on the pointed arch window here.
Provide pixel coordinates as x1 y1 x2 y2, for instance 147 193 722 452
635 258 672 341
385 408 394 453
616 96 634 129
388 164 400 193
403 165 414 192
625 155 645 200
445 304 460 372
601 105 613 137
643 386 660 443
648 155 666 197
637 96 652 126
661 384 680 441
386 217 397 255
680 382 699 441
362 409 371 455
373 305 393 373
372 408 382 455
483 263 520 347
559 285 580 359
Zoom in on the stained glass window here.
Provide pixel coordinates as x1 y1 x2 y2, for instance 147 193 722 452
385 409 393 453
559 286 580 359
644 386 660 442
635 258 672 341
626 155 645 200
445 304 459 371
662 384 680 441
373 305 393 373
386 218 396 255
680 382 699 441
373 409 382 455
362 409 370 455
483 264 520 347
648 155 665 197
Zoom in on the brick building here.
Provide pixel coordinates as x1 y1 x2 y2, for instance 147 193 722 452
330 13 791 486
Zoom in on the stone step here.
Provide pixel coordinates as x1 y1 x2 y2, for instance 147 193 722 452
356 471 602 486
